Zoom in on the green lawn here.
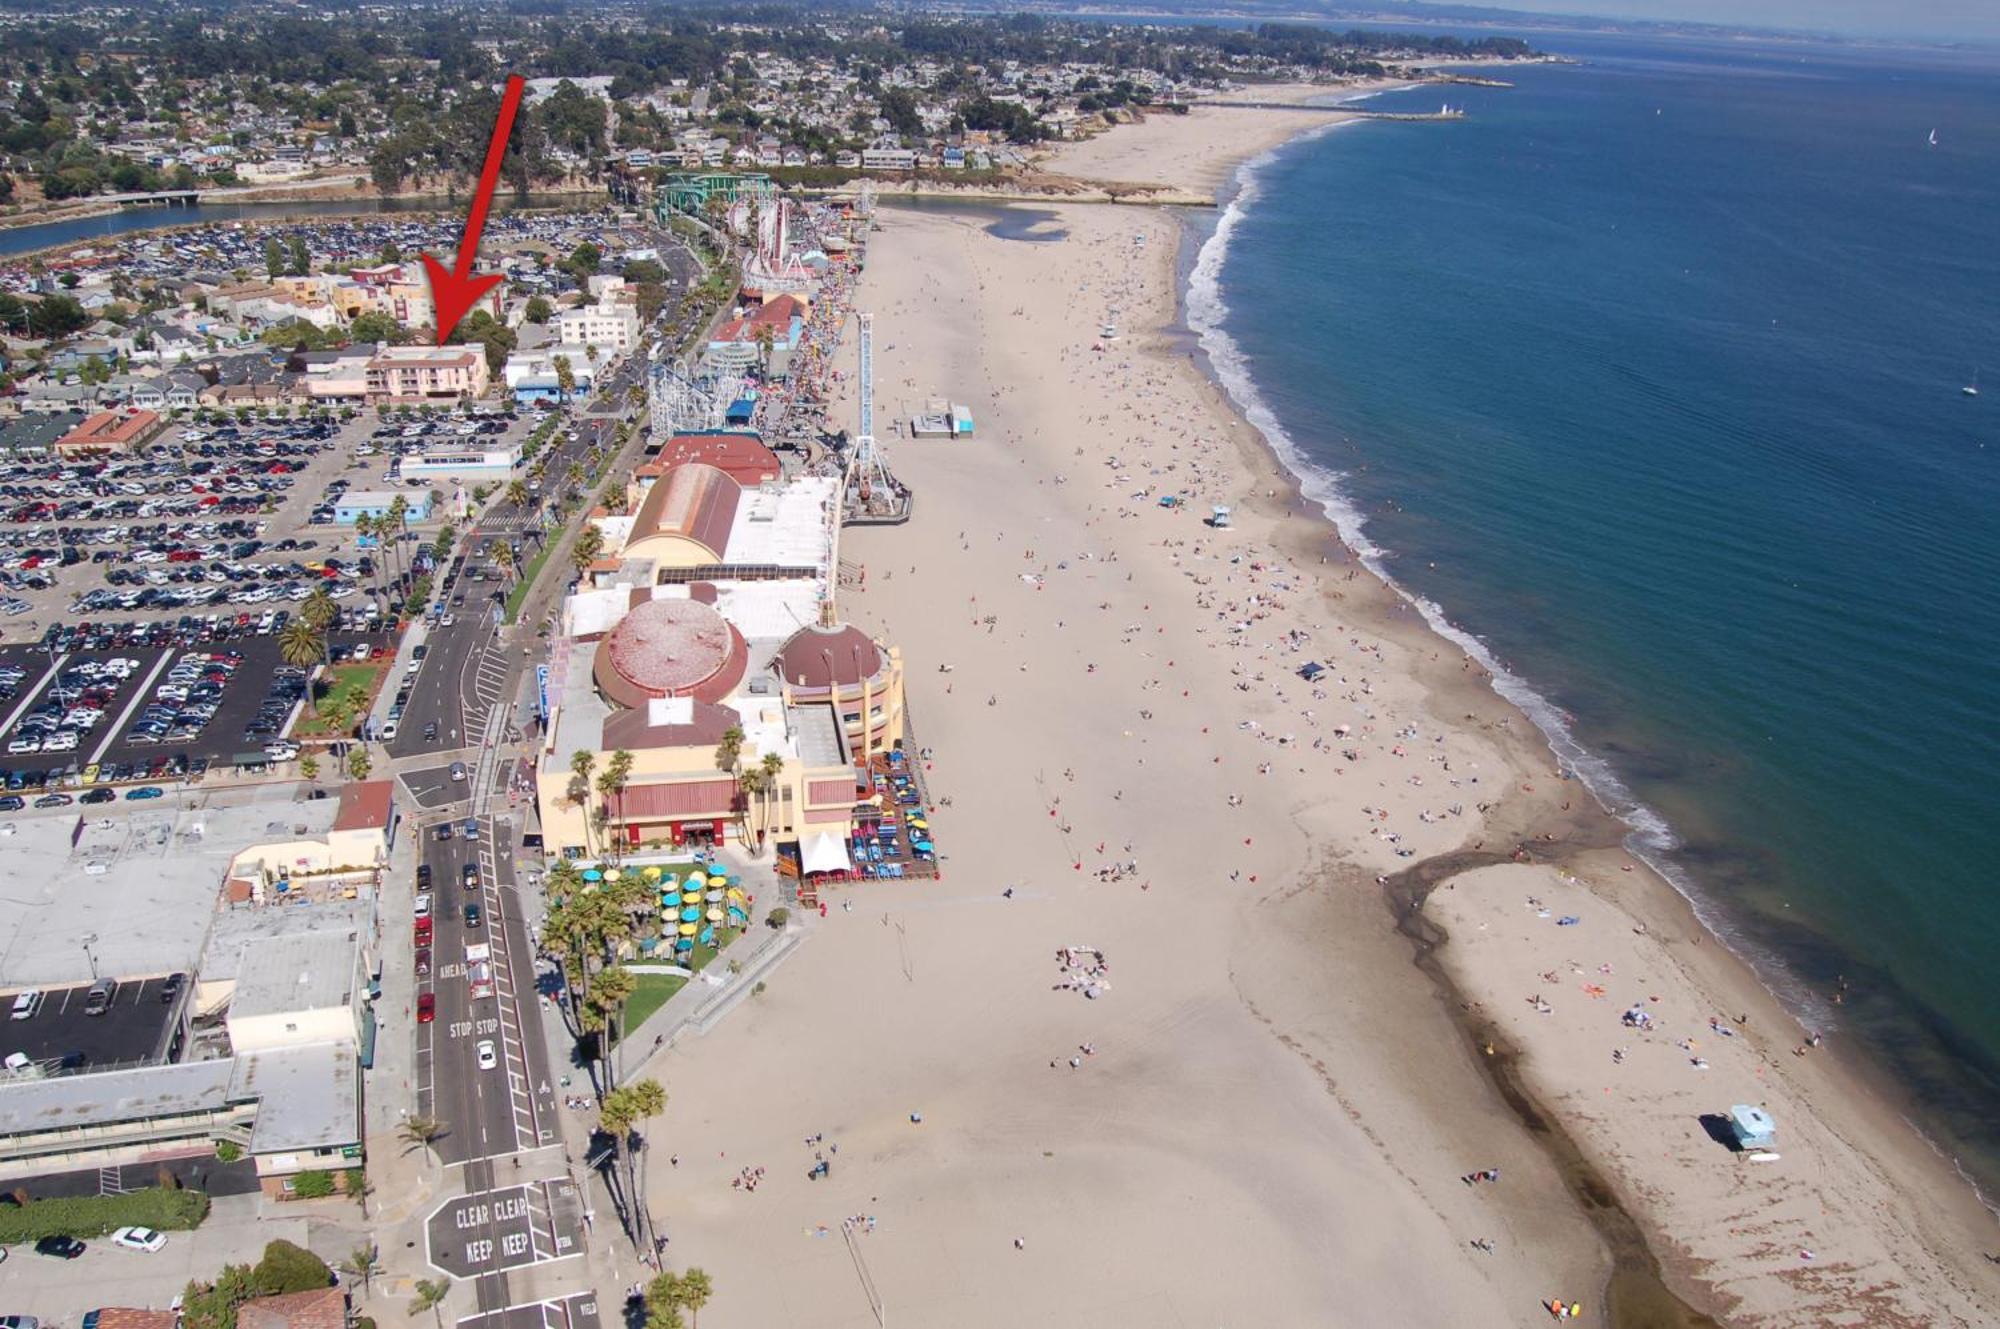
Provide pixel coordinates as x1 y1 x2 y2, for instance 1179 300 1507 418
619 972 687 1037
503 537 557 622
292 663 381 738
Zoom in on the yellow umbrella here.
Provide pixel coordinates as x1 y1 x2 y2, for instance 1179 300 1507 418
726 887 748 902
678 922 699 936
642 865 662 880
681 890 703 904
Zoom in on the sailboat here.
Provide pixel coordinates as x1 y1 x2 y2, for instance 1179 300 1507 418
1965 371 1980 398
1929 128 1939 147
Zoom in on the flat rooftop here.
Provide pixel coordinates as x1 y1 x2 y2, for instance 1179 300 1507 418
229 931 359 1019
0 1057 234 1136
201 900 372 984
0 796 336 988
235 1041 360 1152
722 475 838 569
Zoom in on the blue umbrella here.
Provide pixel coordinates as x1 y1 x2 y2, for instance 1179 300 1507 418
680 906 701 922
674 937 694 952
582 868 603 881
697 925 715 946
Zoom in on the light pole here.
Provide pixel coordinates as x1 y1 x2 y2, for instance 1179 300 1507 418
81 932 99 980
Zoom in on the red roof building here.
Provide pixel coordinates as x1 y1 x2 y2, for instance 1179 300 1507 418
237 1287 348 1329
634 432 780 491
623 463 742 566
56 409 165 458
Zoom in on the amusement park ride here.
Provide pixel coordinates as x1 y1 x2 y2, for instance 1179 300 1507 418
844 312 911 524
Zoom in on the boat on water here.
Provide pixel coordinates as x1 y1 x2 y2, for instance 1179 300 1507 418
1965 372 1981 398
1929 128 1939 147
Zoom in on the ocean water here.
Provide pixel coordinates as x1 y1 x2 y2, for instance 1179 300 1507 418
1191 33 2000 1191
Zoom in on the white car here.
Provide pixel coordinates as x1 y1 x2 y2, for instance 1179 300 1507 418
111 1226 167 1253
476 1040 498 1071
413 893 432 919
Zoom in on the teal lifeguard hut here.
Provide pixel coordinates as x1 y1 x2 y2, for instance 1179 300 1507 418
1725 1104 1776 1150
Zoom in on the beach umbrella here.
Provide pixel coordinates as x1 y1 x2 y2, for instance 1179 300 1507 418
678 922 699 936
674 937 694 952
699 925 715 945
582 868 602 882
642 865 662 880
706 906 724 922
603 868 621 881
726 887 747 902
704 889 724 902
727 907 747 924
681 905 701 922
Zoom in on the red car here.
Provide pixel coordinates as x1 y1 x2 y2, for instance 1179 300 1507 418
414 916 432 946
417 992 436 1023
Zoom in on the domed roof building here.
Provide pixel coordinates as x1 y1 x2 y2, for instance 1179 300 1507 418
772 621 883 690
592 595 747 710
769 614 903 760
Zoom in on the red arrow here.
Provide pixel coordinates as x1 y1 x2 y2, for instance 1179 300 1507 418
422 74 526 345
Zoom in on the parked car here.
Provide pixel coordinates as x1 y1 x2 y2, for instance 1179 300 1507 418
82 978 118 1016
124 786 164 800
34 1236 86 1259
463 902 482 928
448 761 467 782
111 1226 167 1253
417 993 435 1023
80 788 116 805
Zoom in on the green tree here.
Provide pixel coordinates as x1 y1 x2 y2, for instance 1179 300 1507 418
552 353 575 402
340 1243 382 1296
254 1238 333 1292
569 522 604 574
300 753 320 781
398 1115 447 1167
568 241 602 277
288 1170 335 1200
524 295 553 324
300 584 337 631
289 235 311 276
408 1278 449 1329
277 619 328 713
264 237 285 281
505 479 529 510
182 1264 258 1329
349 310 401 345
26 293 90 340
600 1077 666 1251
713 724 744 776
598 748 635 833
346 747 372 780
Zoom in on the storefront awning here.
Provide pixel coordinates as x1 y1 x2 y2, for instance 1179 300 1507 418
801 831 852 876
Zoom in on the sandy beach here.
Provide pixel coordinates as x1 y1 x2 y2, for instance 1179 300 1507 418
635 100 2000 1328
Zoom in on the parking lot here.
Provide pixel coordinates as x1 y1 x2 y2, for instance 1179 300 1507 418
0 628 391 785
4 973 183 1073
0 407 534 644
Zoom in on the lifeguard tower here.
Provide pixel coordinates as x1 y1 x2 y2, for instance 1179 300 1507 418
1725 1104 1777 1151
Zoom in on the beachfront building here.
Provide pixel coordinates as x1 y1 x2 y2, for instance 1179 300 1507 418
535 464 907 863
364 346 490 402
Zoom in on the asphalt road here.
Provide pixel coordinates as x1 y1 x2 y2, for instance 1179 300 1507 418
415 811 559 1167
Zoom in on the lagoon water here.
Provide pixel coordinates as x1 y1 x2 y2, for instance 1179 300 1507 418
1194 33 2000 1187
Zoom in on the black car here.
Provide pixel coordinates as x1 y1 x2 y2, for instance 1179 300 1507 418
463 902 482 928
81 788 116 804
35 1235 86 1259
416 863 432 889
160 972 185 1003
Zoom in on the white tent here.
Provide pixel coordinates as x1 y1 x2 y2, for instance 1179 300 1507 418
801 831 852 875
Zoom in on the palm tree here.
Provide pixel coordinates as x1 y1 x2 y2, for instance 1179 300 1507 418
570 523 605 576
340 1243 382 1296
600 1076 665 1251
568 749 597 855
505 478 529 510
553 354 575 402
756 752 780 844
397 1114 448 1167
736 766 768 844
713 725 744 776
672 1268 714 1329
299 584 336 632
278 619 328 715
493 540 516 586
597 748 634 848
752 323 776 375
585 964 638 1086
409 1278 449 1329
